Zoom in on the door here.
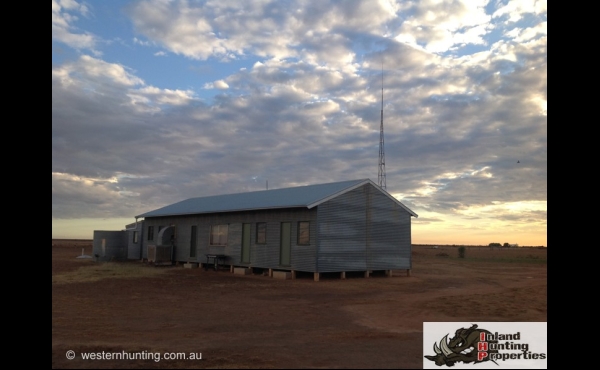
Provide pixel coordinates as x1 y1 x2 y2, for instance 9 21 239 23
280 222 291 266
190 225 197 259
241 223 251 263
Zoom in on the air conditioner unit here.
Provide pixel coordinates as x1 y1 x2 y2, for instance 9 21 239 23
147 244 172 265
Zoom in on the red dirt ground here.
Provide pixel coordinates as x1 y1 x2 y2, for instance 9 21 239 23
51 240 547 369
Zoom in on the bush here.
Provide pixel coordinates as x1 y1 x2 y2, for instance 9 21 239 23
458 246 466 258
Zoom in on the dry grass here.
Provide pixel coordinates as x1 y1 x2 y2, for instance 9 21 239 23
413 245 547 263
52 261 168 285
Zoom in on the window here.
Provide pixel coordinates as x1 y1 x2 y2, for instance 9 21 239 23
210 224 228 246
147 226 154 241
133 231 139 243
256 222 267 244
298 221 310 245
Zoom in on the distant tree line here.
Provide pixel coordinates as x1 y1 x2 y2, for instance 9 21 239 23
488 242 518 248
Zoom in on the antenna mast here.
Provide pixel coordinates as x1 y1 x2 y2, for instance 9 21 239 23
378 63 386 190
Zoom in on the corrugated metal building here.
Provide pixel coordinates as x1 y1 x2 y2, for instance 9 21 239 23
92 222 143 261
134 179 417 278
93 230 128 261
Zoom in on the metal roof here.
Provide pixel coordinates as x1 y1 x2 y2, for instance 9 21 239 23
136 178 417 218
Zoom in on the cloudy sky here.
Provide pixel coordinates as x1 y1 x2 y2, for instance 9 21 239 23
52 0 547 246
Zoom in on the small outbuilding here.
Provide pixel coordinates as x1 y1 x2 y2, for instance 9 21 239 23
92 230 127 261
93 221 143 261
133 178 417 279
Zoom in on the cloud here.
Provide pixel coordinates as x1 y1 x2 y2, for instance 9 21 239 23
392 0 492 53
56 55 144 86
126 0 398 61
493 0 547 22
214 80 229 89
134 37 152 46
52 0 99 52
52 0 547 245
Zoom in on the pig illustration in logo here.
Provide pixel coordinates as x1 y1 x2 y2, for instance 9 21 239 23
425 324 498 367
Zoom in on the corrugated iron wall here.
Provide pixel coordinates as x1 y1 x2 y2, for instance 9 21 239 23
126 221 144 259
142 208 317 271
367 185 412 270
316 183 412 272
317 185 368 272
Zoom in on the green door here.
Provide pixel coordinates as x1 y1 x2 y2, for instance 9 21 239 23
190 225 197 259
280 222 291 266
241 223 251 263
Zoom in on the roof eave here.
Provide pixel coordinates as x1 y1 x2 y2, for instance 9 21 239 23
136 204 309 219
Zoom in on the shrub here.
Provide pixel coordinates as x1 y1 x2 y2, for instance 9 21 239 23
458 246 466 258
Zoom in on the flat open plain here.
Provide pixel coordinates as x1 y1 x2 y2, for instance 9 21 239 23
52 240 547 369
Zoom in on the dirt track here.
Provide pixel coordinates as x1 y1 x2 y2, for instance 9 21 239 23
52 241 547 369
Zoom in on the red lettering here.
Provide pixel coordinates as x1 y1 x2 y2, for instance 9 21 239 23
478 342 488 351
478 352 488 361
480 332 486 341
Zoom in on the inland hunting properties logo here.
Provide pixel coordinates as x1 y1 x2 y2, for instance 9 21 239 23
424 324 547 367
